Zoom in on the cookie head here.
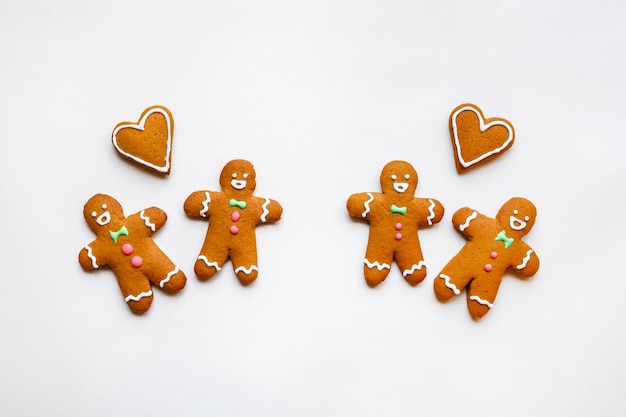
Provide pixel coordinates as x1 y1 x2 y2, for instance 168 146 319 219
496 197 537 237
219 159 257 197
380 160 418 196
83 194 124 233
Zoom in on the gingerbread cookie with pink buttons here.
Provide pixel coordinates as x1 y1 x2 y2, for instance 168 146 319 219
346 160 444 287
78 194 186 313
184 159 283 285
434 197 540 319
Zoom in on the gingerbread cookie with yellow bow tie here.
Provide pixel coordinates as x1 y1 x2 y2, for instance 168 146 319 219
78 194 186 313
184 159 283 284
434 197 540 319
346 160 444 287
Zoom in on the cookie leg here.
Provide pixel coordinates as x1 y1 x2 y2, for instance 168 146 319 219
395 245 427 286
195 244 229 280
158 266 186 292
466 276 501 320
140 249 187 292
117 273 153 313
362 252 393 287
230 244 259 285
434 256 473 301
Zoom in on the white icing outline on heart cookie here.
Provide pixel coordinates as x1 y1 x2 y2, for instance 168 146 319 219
451 104 514 169
112 106 172 173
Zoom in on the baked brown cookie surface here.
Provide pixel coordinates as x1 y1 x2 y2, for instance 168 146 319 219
434 197 540 319
184 160 283 285
449 103 515 172
112 105 174 174
347 161 444 287
78 194 186 313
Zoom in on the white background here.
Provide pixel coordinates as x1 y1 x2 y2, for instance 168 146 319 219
2 1 625 416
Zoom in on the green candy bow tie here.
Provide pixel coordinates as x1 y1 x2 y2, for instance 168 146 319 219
390 204 407 215
229 199 247 209
494 230 514 249
110 225 129 243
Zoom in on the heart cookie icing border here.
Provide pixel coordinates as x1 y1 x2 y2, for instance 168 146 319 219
112 105 173 174
449 103 515 171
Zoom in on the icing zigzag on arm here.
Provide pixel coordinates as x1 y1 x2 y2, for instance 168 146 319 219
459 211 478 231
260 198 270 223
140 210 156 232
426 199 436 225
362 193 374 217
84 245 99 269
200 192 211 218
516 250 534 270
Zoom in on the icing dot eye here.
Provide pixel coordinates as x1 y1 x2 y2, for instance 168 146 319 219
525 216 530 221
513 210 519 215
243 173 249 179
232 173 237 178
91 211 97 217
391 175 397 180
404 174 410 179
102 204 107 209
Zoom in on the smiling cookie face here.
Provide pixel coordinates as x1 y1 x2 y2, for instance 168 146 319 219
219 159 257 198
379 160 418 196
496 197 537 238
83 194 124 233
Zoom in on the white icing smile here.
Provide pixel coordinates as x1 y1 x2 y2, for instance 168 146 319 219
91 203 111 226
231 179 247 190
231 173 249 190
509 209 530 231
96 211 111 226
393 182 409 193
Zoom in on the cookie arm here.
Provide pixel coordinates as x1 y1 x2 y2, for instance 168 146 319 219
78 241 103 270
514 245 540 277
347 192 377 219
451 207 487 237
136 207 167 233
259 198 283 223
184 190 213 219
415 197 444 226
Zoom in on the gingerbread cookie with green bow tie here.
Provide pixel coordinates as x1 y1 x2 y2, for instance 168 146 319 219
346 160 444 287
434 197 540 319
78 194 187 313
184 159 283 284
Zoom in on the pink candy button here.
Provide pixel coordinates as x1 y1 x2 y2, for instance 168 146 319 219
231 211 241 222
395 223 402 231
121 243 134 255
490 251 498 259
230 225 239 235
484 263 493 272
395 233 403 241
131 256 143 268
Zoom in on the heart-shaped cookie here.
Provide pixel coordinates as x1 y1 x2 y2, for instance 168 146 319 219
112 105 174 175
449 103 515 172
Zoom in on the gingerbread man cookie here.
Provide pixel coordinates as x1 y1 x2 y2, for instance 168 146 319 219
184 159 283 284
78 194 186 313
346 160 444 286
434 197 540 319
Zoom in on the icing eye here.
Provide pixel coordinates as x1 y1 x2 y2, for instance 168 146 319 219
243 173 249 179
391 175 397 180
91 211 97 217
513 210 519 215
525 216 530 221
232 173 237 178
404 174 410 180
102 204 107 209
